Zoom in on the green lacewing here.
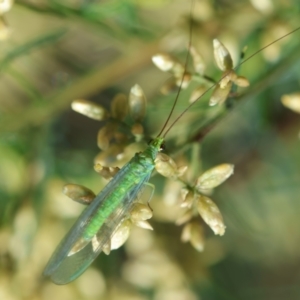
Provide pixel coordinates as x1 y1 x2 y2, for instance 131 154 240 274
43 1 300 285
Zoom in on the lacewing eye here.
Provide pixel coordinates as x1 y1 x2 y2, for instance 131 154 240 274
160 143 166 151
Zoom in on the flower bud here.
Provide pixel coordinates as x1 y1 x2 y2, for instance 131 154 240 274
62 184 95 205
213 39 233 71
110 219 131 251
190 222 205 252
94 163 119 180
72 99 108 120
129 84 147 122
189 45 205 75
155 153 177 178
281 93 300 114
152 53 176 72
209 82 232 106
111 93 128 120
196 164 234 190
130 203 153 222
197 195 226 236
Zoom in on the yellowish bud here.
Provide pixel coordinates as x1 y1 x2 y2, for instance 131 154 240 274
97 122 117 150
155 153 177 178
175 210 193 226
281 93 300 114
189 45 205 75
196 163 234 190
110 219 131 250
175 72 192 89
71 99 108 121
233 75 250 87
62 184 95 205
152 53 176 72
197 195 226 236
129 84 147 122
94 163 120 180
181 222 192 242
213 39 233 71
209 82 232 106
190 222 205 252
181 190 194 208
111 93 128 120
130 203 153 222
189 85 207 103
133 220 153 230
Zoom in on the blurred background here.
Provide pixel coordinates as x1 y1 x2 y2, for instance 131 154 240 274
1 0 300 299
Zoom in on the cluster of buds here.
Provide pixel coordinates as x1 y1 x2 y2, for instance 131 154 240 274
210 39 249 106
72 84 147 167
156 161 234 252
0 0 13 40
281 92 300 138
66 87 155 254
152 39 250 106
63 184 153 255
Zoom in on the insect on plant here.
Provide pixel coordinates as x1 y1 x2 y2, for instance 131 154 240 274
43 0 300 285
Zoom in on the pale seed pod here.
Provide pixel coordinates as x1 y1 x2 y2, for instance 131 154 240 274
175 72 192 89
129 84 146 122
209 82 232 106
189 85 207 103
152 53 176 72
213 39 233 71
94 144 124 166
175 210 193 226
110 219 131 251
197 195 226 236
97 122 118 150
190 222 205 252
94 163 120 180
71 99 108 121
189 45 205 75
195 164 234 190
62 184 95 205
102 240 111 255
131 123 144 137
155 153 177 178
176 165 188 178
181 190 194 208
180 188 189 201
133 220 153 230
111 93 128 121
219 70 235 89
0 0 13 15
172 62 185 78
233 75 250 87
130 203 153 222
281 93 300 114
181 222 192 243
